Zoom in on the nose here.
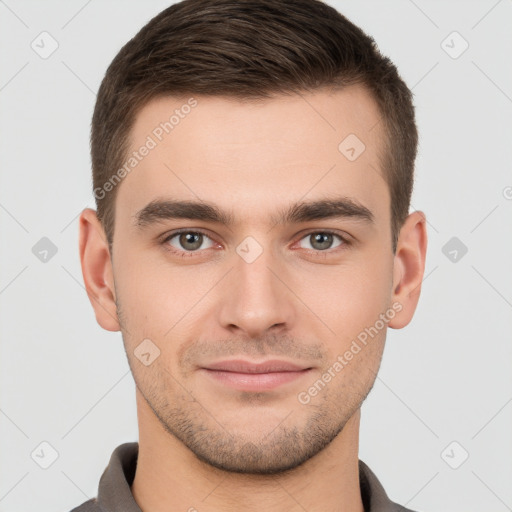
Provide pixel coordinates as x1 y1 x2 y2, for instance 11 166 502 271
217 246 296 339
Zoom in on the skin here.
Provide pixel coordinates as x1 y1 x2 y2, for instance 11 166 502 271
79 85 427 512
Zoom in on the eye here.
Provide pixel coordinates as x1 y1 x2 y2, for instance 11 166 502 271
296 231 347 252
162 229 216 255
161 228 349 258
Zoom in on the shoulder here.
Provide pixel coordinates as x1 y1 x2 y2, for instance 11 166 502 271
69 497 102 512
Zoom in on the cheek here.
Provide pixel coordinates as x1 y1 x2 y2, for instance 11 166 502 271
114 250 215 337
299 250 393 342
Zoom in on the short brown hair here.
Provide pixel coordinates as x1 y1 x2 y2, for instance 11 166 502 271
91 0 417 253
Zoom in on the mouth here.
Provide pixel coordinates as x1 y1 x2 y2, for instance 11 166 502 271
199 359 313 392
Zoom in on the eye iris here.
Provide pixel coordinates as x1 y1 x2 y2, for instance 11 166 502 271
180 232 202 251
311 233 333 250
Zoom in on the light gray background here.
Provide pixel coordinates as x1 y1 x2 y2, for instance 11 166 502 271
1 1 511 511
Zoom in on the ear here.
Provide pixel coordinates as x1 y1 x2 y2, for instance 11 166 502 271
78 208 120 331
388 210 428 329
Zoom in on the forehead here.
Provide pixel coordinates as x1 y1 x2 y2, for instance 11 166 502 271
116 86 389 228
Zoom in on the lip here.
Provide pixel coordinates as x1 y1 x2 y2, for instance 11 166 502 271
199 359 312 392
203 359 309 373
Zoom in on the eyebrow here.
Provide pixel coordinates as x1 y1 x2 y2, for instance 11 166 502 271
134 196 375 229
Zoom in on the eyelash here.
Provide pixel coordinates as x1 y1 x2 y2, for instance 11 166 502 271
160 228 351 258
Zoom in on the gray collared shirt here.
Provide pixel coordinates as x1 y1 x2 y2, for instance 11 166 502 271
70 442 417 512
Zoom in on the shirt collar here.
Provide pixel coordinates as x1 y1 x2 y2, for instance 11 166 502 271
95 442 415 512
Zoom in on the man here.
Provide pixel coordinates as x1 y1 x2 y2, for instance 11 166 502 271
74 0 427 510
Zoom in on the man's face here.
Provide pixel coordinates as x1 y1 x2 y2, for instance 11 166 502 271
111 86 395 473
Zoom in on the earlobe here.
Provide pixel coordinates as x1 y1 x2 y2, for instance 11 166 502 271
388 210 428 330
78 208 120 332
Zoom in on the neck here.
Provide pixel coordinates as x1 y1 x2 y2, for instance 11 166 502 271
131 389 364 512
